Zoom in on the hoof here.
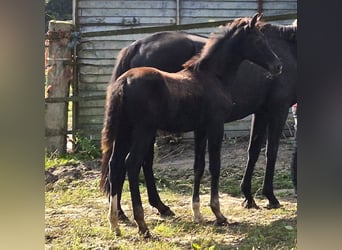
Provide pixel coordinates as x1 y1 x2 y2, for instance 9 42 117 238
266 202 281 209
111 226 121 236
193 214 205 224
242 199 260 209
118 211 130 222
215 217 228 226
159 207 176 218
140 229 151 239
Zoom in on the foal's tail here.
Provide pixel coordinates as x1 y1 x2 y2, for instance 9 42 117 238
110 43 138 81
100 78 125 195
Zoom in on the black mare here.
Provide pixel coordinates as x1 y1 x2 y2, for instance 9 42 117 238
102 17 297 222
100 14 282 237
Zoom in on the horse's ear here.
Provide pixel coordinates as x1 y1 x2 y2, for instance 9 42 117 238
249 13 259 28
257 13 263 21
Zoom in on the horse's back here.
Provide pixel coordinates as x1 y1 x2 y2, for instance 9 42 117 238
128 32 206 73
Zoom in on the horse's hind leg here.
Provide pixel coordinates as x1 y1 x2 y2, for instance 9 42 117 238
116 166 129 222
142 138 175 217
263 109 289 208
108 133 130 235
241 113 267 209
192 129 207 223
125 128 156 237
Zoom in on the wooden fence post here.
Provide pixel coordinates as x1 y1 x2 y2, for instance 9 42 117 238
45 21 74 154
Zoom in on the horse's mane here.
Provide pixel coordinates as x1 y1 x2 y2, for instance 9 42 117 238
183 17 260 70
259 22 297 42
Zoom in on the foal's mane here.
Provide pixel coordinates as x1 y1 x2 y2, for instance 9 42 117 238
183 17 258 71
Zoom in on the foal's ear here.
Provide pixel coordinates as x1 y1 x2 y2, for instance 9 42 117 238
249 13 259 28
257 13 263 21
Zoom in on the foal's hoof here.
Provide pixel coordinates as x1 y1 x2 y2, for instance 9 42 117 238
118 211 130 222
266 202 281 209
193 214 205 224
159 207 176 218
215 217 228 226
139 229 151 239
111 227 121 237
242 199 260 209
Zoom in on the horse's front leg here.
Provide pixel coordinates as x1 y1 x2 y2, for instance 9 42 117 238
241 112 267 209
263 109 289 208
192 129 207 223
143 138 175 217
207 122 227 225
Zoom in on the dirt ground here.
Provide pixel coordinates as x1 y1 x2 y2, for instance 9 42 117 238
46 135 296 203
156 136 293 170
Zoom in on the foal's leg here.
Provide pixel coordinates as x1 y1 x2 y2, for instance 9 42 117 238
241 113 267 209
108 134 130 235
143 139 175 217
192 129 207 223
125 128 156 237
207 123 227 225
263 109 289 208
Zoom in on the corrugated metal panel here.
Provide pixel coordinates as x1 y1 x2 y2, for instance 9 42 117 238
75 0 297 142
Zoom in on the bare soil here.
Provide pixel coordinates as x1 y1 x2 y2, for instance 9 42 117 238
46 136 295 192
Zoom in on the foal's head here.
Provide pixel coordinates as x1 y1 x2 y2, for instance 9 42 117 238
184 13 282 77
227 14 283 76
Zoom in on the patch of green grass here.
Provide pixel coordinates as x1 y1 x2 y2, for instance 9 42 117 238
45 133 101 170
45 153 80 169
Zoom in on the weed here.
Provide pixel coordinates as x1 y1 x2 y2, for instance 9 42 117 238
73 132 101 160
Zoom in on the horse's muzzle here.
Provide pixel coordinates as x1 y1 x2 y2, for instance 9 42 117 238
270 61 283 76
265 62 282 79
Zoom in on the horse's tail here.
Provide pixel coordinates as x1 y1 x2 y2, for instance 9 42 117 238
100 78 126 195
111 43 138 81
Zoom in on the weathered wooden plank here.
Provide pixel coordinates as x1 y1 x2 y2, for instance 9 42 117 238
77 89 106 98
79 65 114 75
79 74 111 83
181 1 257 9
78 17 176 25
79 8 175 17
78 58 115 66
180 9 257 17
79 40 132 50
78 0 176 9
78 82 108 91
80 34 144 41
78 49 118 59
77 115 105 124
263 2 297 10
179 16 244 24
78 107 105 116
77 99 106 108
262 9 296 16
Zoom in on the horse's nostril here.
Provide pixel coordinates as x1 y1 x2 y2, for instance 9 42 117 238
277 64 283 74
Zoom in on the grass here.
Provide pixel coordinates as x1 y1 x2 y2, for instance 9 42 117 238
46 169 296 249
45 138 297 249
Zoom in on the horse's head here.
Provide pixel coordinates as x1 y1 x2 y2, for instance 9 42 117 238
230 13 283 76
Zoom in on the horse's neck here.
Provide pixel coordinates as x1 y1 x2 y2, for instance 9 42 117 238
207 47 243 87
263 24 296 42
